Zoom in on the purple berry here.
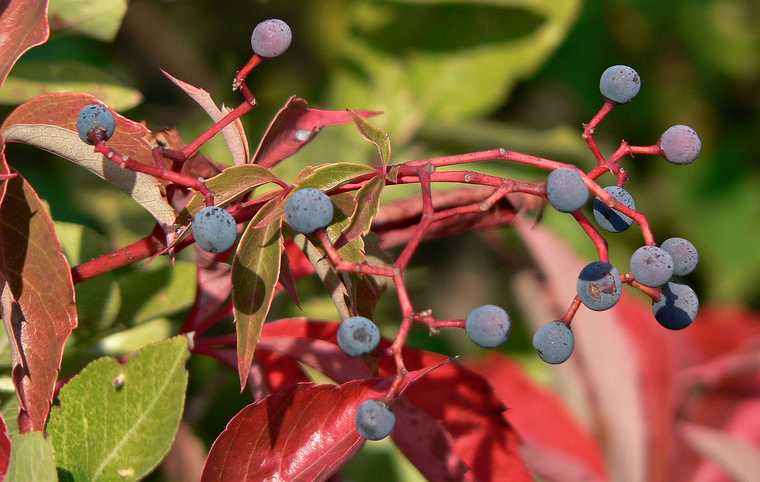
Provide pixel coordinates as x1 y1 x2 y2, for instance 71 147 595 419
533 321 574 364
251 19 292 58
465 305 511 348
356 399 395 440
577 261 622 311
653 282 699 330
546 168 589 213
630 245 674 287
593 186 635 233
660 125 701 165
661 237 698 276
599 65 641 103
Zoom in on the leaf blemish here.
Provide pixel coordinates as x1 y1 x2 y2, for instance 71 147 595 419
112 373 125 390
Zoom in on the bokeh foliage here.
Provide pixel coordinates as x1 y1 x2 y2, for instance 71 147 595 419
1 1 757 480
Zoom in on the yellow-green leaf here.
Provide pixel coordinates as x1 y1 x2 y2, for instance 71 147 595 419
339 176 385 246
232 198 284 390
7 432 57 482
177 164 281 225
49 0 128 42
47 336 189 482
296 162 376 191
1 60 142 110
350 110 391 167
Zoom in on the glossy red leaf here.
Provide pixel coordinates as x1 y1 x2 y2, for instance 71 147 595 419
0 174 77 432
252 96 380 168
260 318 532 481
469 355 606 481
0 413 10 479
0 0 49 86
201 379 382 482
256 350 310 394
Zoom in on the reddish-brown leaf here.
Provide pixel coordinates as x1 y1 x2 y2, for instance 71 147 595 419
261 318 532 481
1 92 176 228
469 354 607 481
0 413 10 479
183 248 232 331
0 0 49 86
390 397 474 482
201 380 381 482
161 423 207 482
252 96 380 168
0 174 77 432
162 69 249 165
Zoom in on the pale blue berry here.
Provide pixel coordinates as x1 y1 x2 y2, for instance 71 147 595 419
285 188 334 234
192 206 237 253
356 399 395 440
76 103 115 145
465 304 511 348
337 316 380 357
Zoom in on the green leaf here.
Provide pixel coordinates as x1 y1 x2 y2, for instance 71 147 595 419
177 164 280 225
0 324 11 368
350 110 391 167
56 222 121 335
0 60 142 110
328 0 580 138
48 336 190 482
114 260 196 327
7 432 57 482
296 162 376 191
97 318 174 356
232 199 284 389
0 396 19 436
49 0 128 42
339 176 385 246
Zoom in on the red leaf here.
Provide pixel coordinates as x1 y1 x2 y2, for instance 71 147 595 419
256 350 310 394
183 249 232 330
0 413 10 479
683 400 760 482
0 174 77 432
252 96 380 168
390 397 474 482
261 318 532 481
0 0 49 86
469 355 606 481
161 423 207 482
201 380 382 482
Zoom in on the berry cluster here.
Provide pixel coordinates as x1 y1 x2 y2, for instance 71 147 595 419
73 19 702 443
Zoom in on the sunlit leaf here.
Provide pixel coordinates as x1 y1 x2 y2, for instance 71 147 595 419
48 0 127 42
0 0 49 86
6 431 57 482
1 93 176 228
0 175 77 432
232 198 284 389
1 60 142 109
162 70 248 165
350 110 391 167
295 162 376 191
252 96 380 168
48 336 190 482
177 164 280 225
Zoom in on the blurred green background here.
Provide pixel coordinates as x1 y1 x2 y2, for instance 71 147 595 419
1 0 759 480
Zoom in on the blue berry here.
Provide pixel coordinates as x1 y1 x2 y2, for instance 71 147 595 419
599 65 641 103
192 206 237 253
251 19 292 58
355 399 395 440
285 188 334 234
533 321 574 364
661 237 698 276
577 261 622 311
653 282 699 330
337 316 380 357
659 125 701 165
546 168 589 213
630 246 674 287
593 186 635 233
76 103 116 145
465 305 511 348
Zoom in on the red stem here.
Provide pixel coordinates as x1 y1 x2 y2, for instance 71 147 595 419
572 211 609 262
583 100 616 165
94 143 215 205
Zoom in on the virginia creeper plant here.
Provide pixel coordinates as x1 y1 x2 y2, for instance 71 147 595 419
0 12 719 482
